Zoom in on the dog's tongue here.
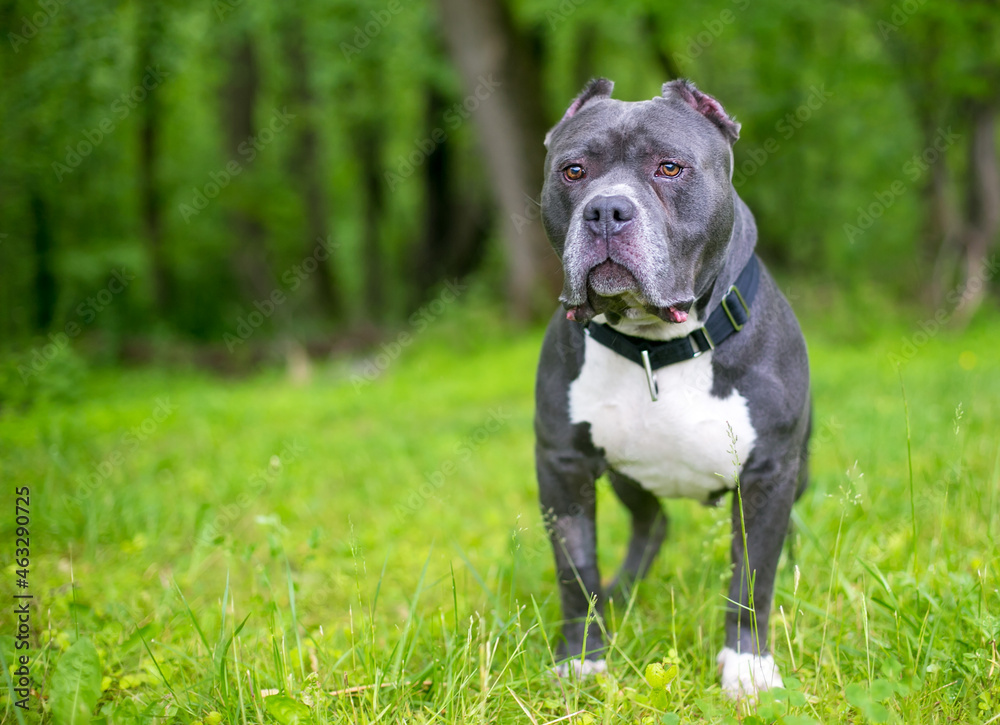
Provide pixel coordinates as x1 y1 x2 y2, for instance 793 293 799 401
661 307 688 323
567 304 687 325
566 304 595 323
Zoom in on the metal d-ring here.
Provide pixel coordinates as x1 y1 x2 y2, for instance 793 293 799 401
641 349 659 402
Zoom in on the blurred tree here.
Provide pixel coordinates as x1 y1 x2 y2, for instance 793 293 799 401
873 0 1000 315
338 0 391 323
360 118 387 320
437 0 559 320
0 0 997 350
137 1 172 315
281 13 341 316
641 12 682 82
221 32 274 304
411 87 491 306
28 188 56 330
958 98 1000 319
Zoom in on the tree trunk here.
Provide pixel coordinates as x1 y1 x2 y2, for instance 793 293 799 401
282 17 340 318
923 123 959 306
411 88 490 306
138 4 171 314
436 0 560 321
643 14 682 82
572 24 598 89
223 34 273 303
953 103 1000 323
360 127 385 320
29 188 56 330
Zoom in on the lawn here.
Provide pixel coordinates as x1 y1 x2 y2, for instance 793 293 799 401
2 293 999 724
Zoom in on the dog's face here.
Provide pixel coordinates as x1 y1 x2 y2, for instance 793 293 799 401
541 79 741 325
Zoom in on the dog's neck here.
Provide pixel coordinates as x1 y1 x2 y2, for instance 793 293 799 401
592 311 703 341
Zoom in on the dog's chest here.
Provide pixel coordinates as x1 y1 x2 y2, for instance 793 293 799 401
568 335 757 500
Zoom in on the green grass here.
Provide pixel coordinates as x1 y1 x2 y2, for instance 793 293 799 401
2 299 999 724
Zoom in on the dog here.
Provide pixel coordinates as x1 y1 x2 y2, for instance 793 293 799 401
534 78 811 700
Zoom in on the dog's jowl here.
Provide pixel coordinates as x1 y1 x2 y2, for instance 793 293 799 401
534 78 811 700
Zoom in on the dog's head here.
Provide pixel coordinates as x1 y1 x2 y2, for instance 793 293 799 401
541 79 742 325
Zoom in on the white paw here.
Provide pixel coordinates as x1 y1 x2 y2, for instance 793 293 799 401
717 647 783 701
553 657 607 678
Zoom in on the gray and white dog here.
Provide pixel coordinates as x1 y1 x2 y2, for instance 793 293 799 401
534 78 811 700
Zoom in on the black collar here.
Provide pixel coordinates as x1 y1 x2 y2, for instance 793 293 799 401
584 255 760 400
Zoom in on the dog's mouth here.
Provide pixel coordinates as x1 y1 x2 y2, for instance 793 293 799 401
564 260 692 325
588 260 638 298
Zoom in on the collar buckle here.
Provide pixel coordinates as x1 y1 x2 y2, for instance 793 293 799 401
579 255 759 382
690 327 715 357
721 284 750 331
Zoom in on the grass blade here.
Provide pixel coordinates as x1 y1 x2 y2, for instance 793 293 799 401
896 365 918 576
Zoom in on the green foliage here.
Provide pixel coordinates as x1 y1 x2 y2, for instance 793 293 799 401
0 342 88 411
846 680 894 723
2 0 996 343
752 678 817 724
48 639 103 725
264 694 312 724
645 658 679 710
845 665 925 724
0 302 997 722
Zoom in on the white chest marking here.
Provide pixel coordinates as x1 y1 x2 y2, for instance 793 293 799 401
568 335 757 501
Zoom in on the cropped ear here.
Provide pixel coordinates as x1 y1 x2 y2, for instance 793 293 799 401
662 79 740 144
544 78 614 148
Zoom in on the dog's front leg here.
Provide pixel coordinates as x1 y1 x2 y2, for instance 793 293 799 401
718 455 799 700
536 444 607 675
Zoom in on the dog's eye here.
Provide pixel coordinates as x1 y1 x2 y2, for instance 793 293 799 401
656 162 682 178
563 165 586 181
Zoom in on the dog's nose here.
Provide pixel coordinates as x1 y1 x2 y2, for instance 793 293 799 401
583 195 635 237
